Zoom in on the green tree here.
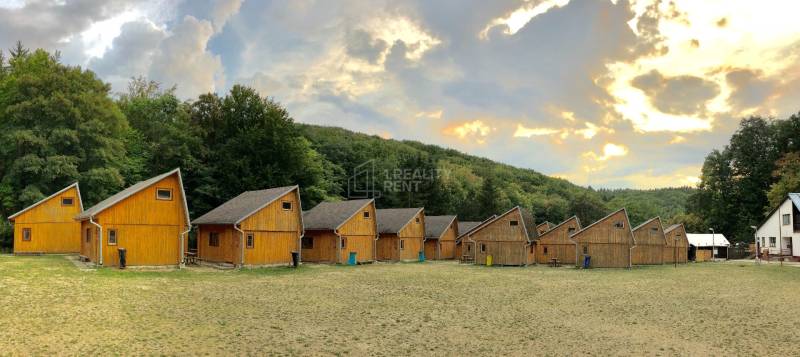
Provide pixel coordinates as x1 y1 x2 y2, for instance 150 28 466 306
766 152 800 210
569 190 609 226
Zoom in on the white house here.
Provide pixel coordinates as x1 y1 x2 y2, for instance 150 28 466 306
755 193 800 257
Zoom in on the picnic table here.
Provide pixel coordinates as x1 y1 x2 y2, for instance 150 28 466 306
185 251 198 265
549 258 561 267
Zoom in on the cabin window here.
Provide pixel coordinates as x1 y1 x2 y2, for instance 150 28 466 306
614 221 625 229
650 227 659 233
302 236 314 249
22 228 31 241
510 220 519 226
583 246 588 254
281 201 292 211
363 211 370 219
107 229 118 245
85 228 91 242
761 237 765 247
156 188 173 201
783 214 791 225
467 244 471 252
415 217 420 224
769 237 776 247
399 240 405 250
246 233 254 249
543 247 548 255
567 227 576 234
480 243 486 252
209 232 220 247
61 197 74 206
530 245 535 253
341 237 347 249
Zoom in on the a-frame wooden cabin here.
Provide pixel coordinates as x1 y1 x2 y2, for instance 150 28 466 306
423 215 458 260
535 216 581 265
301 199 377 264
192 186 303 267
663 223 689 264
464 206 537 266
8 183 83 254
376 208 425 261
569 208 635 268
76 169 190 267
631 217 666 265
454 215 495 262
536 221 555 235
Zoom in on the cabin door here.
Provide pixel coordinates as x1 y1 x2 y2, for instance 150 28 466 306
782 237 792 256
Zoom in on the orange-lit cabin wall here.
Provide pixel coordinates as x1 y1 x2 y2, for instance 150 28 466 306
12 186 82 254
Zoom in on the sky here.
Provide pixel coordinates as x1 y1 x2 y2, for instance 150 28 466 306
2 0 800 189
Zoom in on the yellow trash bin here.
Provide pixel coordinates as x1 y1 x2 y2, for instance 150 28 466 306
486 255 493 266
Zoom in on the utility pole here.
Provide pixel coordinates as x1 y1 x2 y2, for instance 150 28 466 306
709 228 715 262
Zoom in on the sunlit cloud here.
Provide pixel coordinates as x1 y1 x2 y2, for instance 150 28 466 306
416 109 443 119
443 120 495 144
584 143 628 162
513 124 563 138
480 0 571 39
669 136 686 144
514 122 612 141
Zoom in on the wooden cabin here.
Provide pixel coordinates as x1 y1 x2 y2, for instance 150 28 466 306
423 215 458 260
664 223 689 263
192 186 303 267
570 208 635 268
301 199 376 264
536 221 555 235
75 169 190 267
454 220 484 260
535 216 581 265
631 217 666 265
376 208 425 261
465 207 537 266
8 183 83 254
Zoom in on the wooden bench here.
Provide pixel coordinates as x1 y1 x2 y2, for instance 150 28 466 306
460 254 474 264
549 258 561 267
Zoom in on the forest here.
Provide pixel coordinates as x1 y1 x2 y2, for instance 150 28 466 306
0 46 693 249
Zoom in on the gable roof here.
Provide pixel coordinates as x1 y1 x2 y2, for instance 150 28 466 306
377 208 424 234
424 215 457 239
632 216 662 232
302 199 373 231
466 206 538 242
760 193 800 228
536 221 555 233
192 186 298 225
457 215 496 241
569 208 634 244
539 216 581 236
8 183 83 220
664 223 684 234
687 233 730 247
76 169 189 226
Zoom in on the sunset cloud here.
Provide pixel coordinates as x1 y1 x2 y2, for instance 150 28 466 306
443 120 494 144
584 143 629 162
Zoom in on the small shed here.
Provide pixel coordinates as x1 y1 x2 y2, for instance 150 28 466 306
424 215 458 260
8 183 83 254
76 169 191 267
192 186 303 267
631 217 666 265
535 216 581 265
570 208 635 268
536 221 555 235
302 199 377 264
687 233 730 261
376 208 425 261
663 223 689 263
464 206 537 266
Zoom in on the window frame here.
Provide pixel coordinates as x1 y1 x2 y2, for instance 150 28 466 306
614 221 625 229
155 187 173 201
209 232 220 247
543 246 548 255
246 233 254 249
61 197 75 206
415 217 420 224
22 228 31 242
85 228 91 242
509 220 519 226
107 229 118 246
567 227 576 234
480 243 486 252
583 246 589 255
281 201 292 211
783 214 791 225
341 237 347 249
363 211 370 219
769 237 776 247
301 236 314 249
399 239 405 250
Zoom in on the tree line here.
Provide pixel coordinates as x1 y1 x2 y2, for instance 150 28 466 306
0 45 691 249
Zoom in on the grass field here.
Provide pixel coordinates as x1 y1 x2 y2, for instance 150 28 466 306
1 256 799 355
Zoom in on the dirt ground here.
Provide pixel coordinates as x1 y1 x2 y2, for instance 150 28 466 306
0 255 798 356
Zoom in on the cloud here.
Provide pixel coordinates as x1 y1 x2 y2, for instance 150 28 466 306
210 0 242 32
725 69 777 113
442 120 494 144
480 0 571 39
88 20 166 92
584 143 628 162
513 125 564 138
631 69 720 115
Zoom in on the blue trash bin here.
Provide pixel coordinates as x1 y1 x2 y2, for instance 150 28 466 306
348 252 357 265
419 251 425 262
583 254 591 269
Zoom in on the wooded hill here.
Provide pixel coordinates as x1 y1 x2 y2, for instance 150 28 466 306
0 46 692 249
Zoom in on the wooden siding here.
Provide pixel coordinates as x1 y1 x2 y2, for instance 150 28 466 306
338 202 377 237
535 217 580 265
632 218 666 265
80 221 99 262
424 239 437 260
12 186 82 253
238 190 302 232
300 230 374 263
89 173 188 266
245 231 297 265
470 208 531 266
424 219 458 260
377 210 425 261
340 235 374 263
197 225 239 264
664 224 689 263
571 210 634 268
